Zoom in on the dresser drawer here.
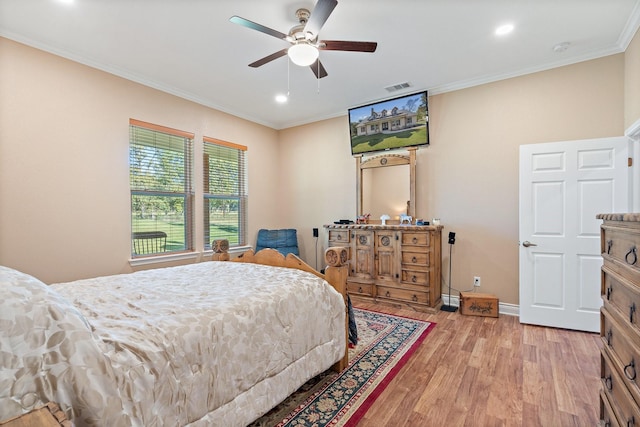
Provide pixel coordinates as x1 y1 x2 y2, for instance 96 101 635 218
377 284 429 305
601 307 640 407
401 269 429 286
401 251 430 266
603 266 640 336
602 346 640 426
601 389 622 427
602 225 640 277
328 229 350 244
402 232 430 246
347 281 374 297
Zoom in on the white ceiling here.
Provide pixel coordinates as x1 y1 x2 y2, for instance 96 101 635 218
1 0 640 130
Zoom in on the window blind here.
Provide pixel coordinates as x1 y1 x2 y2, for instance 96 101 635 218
203 137 247 249
129 119 194 256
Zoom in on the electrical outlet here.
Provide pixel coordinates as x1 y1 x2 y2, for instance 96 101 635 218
312 228 319 237
473 276 481 287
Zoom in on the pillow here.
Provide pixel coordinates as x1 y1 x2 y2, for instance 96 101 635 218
0 266 129 426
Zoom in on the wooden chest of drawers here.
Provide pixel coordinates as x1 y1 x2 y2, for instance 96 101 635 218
598 213 640 426
325 224 442 312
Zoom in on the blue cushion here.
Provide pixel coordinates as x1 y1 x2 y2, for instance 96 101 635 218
255 229 299 256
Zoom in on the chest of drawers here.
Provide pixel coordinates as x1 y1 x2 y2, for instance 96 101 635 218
598 213 640 426
324 224 443 312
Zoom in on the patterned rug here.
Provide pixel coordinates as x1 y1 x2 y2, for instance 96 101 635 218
249 308 435 427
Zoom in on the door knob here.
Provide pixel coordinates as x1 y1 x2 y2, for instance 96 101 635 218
522 241 538 247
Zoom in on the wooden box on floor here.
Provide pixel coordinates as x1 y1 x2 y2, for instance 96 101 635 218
459 291 499 318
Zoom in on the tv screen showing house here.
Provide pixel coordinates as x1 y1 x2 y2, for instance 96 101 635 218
348 90 429 155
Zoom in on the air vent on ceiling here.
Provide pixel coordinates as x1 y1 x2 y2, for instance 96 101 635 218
385 82 411 92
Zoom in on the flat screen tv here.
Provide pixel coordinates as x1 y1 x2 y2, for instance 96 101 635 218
348 90 429 156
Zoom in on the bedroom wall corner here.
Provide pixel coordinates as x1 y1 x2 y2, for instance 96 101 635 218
277 117 355 270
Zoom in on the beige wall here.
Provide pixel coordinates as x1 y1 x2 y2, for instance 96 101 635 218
626 28 640 130
281 54 625 305
0 37 281 283
0 35 632 307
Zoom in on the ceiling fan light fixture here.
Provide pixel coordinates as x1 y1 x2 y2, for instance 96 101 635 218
288 43 319 66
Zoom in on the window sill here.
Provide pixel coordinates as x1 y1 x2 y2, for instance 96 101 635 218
129 246 253 267
129 251 199 267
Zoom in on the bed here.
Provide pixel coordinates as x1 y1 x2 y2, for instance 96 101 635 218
0 247 349 426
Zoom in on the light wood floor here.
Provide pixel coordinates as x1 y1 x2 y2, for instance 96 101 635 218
352 300 602 427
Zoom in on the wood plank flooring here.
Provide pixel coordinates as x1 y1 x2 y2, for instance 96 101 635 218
352 300 602 427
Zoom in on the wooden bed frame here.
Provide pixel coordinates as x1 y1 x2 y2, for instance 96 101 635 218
212 241 350 372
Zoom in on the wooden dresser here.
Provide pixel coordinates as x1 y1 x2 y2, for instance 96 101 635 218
598 213 640 426
324 224 442 312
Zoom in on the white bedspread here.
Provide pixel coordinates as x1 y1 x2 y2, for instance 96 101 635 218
0 262 345 427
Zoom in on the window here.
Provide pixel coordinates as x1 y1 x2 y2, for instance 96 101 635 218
203 137 247 249
129 119 194 256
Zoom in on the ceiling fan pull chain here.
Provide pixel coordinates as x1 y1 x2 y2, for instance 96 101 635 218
287 56 291 96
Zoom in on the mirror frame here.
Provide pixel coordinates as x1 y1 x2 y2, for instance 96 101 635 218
355 146 417 220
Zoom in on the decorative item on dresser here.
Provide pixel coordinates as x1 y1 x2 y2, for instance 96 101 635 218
324 223 443 312
597 213 640 426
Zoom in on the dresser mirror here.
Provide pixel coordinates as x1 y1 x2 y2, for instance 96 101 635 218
362 164 409 220
356 147 417 223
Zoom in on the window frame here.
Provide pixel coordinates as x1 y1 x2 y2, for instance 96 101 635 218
202 136 248 250
129 119 194 258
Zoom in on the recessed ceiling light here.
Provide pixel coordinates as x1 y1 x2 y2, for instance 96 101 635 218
495 24 514 36
275 94 288 103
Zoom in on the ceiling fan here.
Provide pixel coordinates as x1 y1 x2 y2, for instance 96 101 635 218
229 0 377 79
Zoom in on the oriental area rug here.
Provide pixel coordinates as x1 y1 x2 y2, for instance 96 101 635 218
249 308 435 427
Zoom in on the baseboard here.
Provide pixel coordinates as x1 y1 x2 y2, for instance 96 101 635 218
442 293 520 317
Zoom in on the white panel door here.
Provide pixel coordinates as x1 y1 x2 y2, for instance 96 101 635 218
519 137 629 332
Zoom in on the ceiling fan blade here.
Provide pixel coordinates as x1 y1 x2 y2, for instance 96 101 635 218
309 59 328 79
304 0 338 39
320 40 378 52
248 49 289 68
230 16 288 40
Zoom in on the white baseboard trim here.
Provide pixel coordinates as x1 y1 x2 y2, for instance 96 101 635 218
442 293 520 317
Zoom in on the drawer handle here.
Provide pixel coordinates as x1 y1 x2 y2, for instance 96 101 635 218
412 275 417 283
337 235 342 241
631 303 637 323
412 294 418 302
605 421 611 427
412 256 418 263
628 417 635 427
625 359 637 381
607 329 613 347
358 287 363 294
626 246 638 265
606 285 612 300
412 237 418 244
607 239 613 254
385 291 390 297
605 375 613 391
